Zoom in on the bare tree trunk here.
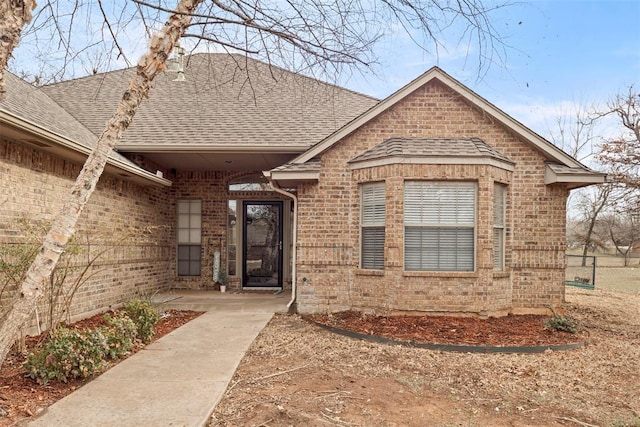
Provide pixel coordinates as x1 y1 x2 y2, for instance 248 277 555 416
0 0 203 367
0 0 36 97
580 185 611 265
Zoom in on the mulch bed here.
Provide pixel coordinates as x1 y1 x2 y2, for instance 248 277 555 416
0 309 203 426
305 311 586 346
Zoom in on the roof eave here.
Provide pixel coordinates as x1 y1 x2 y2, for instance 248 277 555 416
348 155 516 172
544 164 607 189
117 144 309 153
0 109 172 187
264 169 319 186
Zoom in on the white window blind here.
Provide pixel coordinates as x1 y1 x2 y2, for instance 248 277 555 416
404 181 476 271
361 182 385 269
177 200 202 276
493 184 506 270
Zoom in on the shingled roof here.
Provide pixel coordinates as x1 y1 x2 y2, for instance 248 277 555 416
42 53 378 150
1 72 98 146
348 137 514 166
0 72 167 185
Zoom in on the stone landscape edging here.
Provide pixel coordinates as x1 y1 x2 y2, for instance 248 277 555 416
309 321 588 354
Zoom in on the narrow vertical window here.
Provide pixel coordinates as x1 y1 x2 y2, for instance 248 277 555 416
361 182 386 269
177 200 202 276
493 184 506 270
227 200 237 276
404 181 476 271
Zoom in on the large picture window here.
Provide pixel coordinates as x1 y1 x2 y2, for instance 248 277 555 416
404 181 476 271
493 184 506 270
361 182 386 269
177 199 202 276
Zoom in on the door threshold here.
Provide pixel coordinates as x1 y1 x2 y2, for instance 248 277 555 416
241 287 283 292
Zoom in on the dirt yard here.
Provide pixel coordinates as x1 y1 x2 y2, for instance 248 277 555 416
210 287 640 427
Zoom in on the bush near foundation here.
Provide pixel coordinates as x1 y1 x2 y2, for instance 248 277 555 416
24 301 159 384
24 327 108 384
544 308 580 334
123 299 159 343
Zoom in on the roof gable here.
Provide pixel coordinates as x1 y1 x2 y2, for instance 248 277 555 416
291 67 586 169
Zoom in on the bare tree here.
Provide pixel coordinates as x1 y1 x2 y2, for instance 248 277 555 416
0 1 36 95
601 210 640 266
0 0 203 367
549 101 611 264
548 101 599 163
571 184 613 260
592 87 640 260
0 0 512 365
8 0 511 84
598 86 640 204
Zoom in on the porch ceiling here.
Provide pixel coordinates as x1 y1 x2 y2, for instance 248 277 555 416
132 151 300 171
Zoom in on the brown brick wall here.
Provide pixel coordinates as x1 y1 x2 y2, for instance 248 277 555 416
0 138 173 330
169 170 292 290
295 80 570 315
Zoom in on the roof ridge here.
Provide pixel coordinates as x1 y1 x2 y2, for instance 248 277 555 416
41 53 378 102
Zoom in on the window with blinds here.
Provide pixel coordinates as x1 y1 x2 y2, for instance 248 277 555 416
493 183 506 270
361 182 386 269
404 181 476 271
177 200 202 276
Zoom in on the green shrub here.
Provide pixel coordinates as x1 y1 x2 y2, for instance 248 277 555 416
123 299 159 343
543 308 579 334
24 327 108 384
103 312 138 359
24 301 160 385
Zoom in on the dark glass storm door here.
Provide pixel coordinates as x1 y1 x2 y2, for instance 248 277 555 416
242 201 283 288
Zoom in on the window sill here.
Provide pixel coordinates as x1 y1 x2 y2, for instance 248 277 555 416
356 269 385 276
402 271 479 278
493 271 510 278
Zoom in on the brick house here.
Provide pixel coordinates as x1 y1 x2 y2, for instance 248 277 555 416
0 54 604 323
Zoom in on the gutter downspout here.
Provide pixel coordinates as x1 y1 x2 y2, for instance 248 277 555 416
266 179 298 311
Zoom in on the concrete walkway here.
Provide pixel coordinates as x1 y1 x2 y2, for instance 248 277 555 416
27 290 289 427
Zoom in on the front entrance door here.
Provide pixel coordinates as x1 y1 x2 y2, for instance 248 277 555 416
242 201 283 288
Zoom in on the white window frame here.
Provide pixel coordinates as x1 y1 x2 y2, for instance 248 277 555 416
227 200 238 277
177 199 202 276
493 183 507 270
404 181 476 272
360 182 386 270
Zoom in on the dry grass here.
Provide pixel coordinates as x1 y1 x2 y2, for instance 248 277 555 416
211 287 640 427
596 266 640 293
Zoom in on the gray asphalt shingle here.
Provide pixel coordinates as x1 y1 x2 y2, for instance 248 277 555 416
348 137 514 164
41 54 379 149
0 72 143 168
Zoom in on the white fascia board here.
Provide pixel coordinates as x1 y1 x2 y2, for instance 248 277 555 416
544 164 607 186
348 155 516 172
269 170 319 182
0 110 172 187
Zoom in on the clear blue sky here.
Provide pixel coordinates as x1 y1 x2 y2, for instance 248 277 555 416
341 0 640 138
